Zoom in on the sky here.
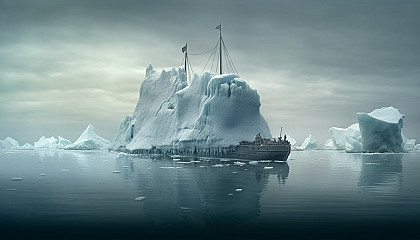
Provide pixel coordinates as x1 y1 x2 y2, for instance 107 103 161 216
1 0 419 145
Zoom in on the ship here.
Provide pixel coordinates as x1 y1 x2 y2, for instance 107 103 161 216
227 133 291 161
129 24 291 161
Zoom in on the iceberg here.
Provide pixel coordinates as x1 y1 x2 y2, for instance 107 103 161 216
414 144 420 152
65 124 110 150
357 107 405 153
34 136 58 148
323 139 335 150
286 135 297 150
57 136 72 149
110 65 272 154
326 123 362 152
297 134 318 150
19 143 35 150
402 134 416 152
0 137 19 149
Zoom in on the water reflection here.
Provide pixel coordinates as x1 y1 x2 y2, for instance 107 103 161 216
114 155 289 227
358 153 403 196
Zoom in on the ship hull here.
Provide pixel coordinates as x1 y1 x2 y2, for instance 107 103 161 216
224 144 291 161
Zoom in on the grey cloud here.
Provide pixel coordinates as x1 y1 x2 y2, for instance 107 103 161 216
1 0 419 144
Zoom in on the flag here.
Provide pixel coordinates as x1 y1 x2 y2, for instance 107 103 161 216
182 43 187 53
215 24 221 30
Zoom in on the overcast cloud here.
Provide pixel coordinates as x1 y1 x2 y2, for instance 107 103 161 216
1 0 419 145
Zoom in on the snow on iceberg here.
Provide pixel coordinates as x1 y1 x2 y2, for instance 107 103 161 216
402 134 416 152
0 137 19 149
57 136 72 149
357 107 405 153
286 135 297 150
325 123 362 152
110 65 272 154
65 124 110 150
19 143 35 150
297 134 318 150
34 136 58 148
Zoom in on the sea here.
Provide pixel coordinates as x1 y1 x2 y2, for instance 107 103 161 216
1 150 419 240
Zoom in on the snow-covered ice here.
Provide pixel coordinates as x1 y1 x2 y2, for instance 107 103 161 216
34 136 58 148
11 177 23 181
297 134 318 150
57 136 72 148
326 123 362 152
0 137 19 149
110 65 272 154
19 143 35 150
357 107 405 153
65 124 110 150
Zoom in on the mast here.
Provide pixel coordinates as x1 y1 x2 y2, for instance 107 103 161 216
182 43 187 81
216 23 222 75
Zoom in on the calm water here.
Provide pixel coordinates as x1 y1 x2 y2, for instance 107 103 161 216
1 150 419 239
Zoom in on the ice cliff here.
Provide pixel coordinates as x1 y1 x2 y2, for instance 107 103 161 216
110 65 272 153
325 107 415 153
357 107 405 153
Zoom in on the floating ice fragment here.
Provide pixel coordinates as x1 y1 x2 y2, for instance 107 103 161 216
61 169 70 172
113 170 121 173
212 164 224 167
134 196 146 201
176 161 191 164
40 173 45 176
180 207 191 210
264 166 273 170
249 161 258 165
123 166 129 168
259 160 271 163
11 177 23 181
232 172 237 174
228 193 234 196
5 188 17 191
234 161 246 166
172 158 181 161
235 188 243 192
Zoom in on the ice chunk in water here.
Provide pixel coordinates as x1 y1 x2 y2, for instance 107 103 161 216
134 196 146 201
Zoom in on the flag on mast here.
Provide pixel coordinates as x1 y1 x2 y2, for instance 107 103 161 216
215 24 221 30
182 43 187 53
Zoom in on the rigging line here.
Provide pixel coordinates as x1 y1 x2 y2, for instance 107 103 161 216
201 43 217 74
215 45 220 74
187 55 194 75
222 38 234 74
222 38 238 74
210 40 219 74
189 42 219 55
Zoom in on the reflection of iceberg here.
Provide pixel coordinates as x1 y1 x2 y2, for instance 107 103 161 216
358 154 403 196
113 156 289 226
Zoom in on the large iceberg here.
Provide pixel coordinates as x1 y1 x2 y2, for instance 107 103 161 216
0 137 19 149
65 124 110 150
110 65 272 153
357 107 405 153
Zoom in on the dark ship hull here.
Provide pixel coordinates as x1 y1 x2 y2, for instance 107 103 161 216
226 144 291 161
